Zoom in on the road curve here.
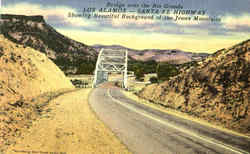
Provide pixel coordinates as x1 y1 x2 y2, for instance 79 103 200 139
89 86 250 154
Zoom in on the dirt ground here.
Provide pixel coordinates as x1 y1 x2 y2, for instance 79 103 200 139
5 89 131 154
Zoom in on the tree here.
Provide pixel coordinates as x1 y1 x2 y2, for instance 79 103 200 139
76 62 95 74
156 63 179 81
128 60 157 74
135 68 144 81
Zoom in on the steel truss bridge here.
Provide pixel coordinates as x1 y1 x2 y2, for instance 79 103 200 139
92 48 128 89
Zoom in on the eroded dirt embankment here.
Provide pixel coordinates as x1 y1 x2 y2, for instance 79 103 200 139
139 39 250 135
0 35 74 152
0 89 78 153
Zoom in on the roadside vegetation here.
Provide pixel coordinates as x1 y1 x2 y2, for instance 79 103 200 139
54 57 96 75
129 60 198 83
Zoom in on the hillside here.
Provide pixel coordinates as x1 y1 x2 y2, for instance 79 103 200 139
0 35 74 152
0 14 97 75
93 44 209 64
139 39 250 134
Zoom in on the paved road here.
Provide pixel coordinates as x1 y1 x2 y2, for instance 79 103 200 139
89 86 250 154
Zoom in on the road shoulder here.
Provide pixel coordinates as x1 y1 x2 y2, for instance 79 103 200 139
5 88 131 154
122 90 250 139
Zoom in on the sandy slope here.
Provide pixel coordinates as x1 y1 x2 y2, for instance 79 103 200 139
0 34 74 104
5 89 131 154
0 34 75 151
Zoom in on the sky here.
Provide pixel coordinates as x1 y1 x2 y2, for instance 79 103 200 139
1 0 250 53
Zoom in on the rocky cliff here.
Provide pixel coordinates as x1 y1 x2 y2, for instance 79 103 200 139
0 14 97 74
139 39 250 134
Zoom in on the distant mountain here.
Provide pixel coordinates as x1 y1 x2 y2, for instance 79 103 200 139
92 44 209 64
139 39 250 134
0 14 97 74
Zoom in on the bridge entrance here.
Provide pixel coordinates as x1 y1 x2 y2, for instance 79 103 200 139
92 48 128 89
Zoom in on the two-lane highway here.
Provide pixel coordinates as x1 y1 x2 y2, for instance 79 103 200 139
89 86 250 154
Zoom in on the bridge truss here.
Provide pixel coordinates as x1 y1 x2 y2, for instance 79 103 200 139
92 48 128 89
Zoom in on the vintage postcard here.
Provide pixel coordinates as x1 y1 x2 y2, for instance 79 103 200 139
0 0 250 154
